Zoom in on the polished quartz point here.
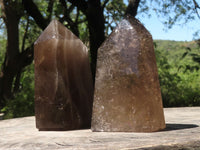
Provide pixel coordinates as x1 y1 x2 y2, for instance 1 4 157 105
34 20 93 131
92 16 166 132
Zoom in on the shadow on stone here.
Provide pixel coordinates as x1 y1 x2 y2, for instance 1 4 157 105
163 123 199 131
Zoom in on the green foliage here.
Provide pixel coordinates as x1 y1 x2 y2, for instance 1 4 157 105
0 36 6 67
1 64 34 119
155 40 200 107
78 21 89 46
104 0 126 34
19 16 42 52
152 0 197 28
105 0 126 22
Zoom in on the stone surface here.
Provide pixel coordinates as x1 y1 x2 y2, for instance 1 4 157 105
138 141 200 150
34 20 93 131
0 107 199 150
92 16 165 132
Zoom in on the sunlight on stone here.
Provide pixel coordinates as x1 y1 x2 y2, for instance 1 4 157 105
92 16 166 132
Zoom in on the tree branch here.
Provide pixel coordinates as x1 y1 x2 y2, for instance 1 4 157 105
193 0 200 19
67 0 87 14
75 8 80 24
13 70 21 93
59 0 67 9
12 44 34 94
20 44 34 68
59 0 80 36
102 0 109 8
77 18 87 24
195 9 200 19
68 4 75 13
60 0 75 16
193 0 200 8
0 22 4 28
22 0 48 30
21 16 30 52
125 0 141 17
47 0 55 22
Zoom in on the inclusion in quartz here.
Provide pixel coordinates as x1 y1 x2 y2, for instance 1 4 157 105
91 16 166 132
34 20 93 131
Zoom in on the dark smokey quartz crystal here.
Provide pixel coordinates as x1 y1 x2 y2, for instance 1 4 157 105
34 20 93 131
92 16 166 132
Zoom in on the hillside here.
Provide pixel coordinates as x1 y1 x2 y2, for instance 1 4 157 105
155 40 200 65
154 40 200 107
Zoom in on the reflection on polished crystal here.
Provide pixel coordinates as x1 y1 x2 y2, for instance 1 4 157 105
34 20 93 131
92 16 166 132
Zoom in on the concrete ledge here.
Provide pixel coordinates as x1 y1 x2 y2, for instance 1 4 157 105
0 107 200 150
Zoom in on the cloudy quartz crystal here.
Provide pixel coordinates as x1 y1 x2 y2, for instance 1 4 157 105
34 20 93 131
92 16 166 132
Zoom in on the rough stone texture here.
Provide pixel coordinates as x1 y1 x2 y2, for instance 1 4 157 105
92 16 165 132
0 107 199 150
34 20 93 131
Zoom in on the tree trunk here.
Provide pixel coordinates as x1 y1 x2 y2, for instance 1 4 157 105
0 1 21 105
0 1 33 107
86 0 106 82
125 0 141 17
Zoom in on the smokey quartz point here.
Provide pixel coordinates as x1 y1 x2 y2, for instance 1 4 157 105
92 16 166 132
34 20 93 131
